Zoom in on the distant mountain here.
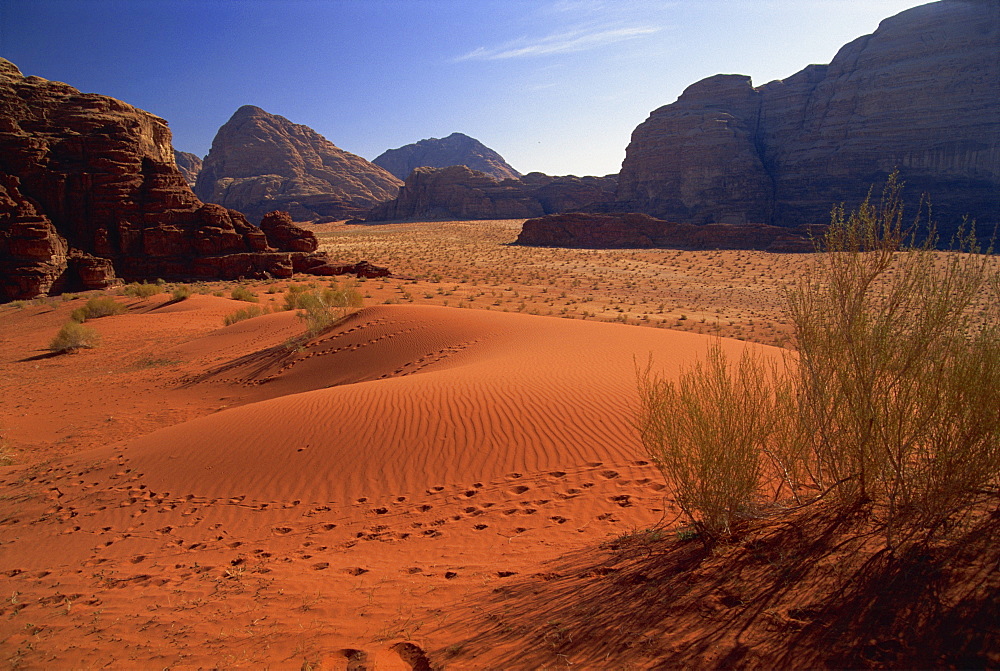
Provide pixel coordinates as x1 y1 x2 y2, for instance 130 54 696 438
615 0 999 237
373 132 520 181
173 150 202 188
194 105 402 223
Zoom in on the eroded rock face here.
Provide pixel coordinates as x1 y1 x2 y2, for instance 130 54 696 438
366 165 617 222
516 212 818 252
174 150 203 188
373 132 521 181
259 210 318 253
617 1 999 236
194 105 402 223
0 60 346 300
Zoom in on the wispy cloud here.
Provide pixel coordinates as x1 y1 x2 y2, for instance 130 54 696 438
455 25 661 62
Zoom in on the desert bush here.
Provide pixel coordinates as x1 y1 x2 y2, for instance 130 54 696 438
230 285 259 303
637 343 793 539
294 283 364 337
282 284 311 310
787 174 1000 542
223 305 266 326
49 321 100 353
123 281 159 298
171 284 192 301
72 295 126 322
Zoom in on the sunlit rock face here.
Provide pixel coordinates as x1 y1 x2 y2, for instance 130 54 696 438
373 132 521 182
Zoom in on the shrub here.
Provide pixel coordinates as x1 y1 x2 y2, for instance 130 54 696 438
49 321 100 353
230 285 258 303
171 284 192 301
74 295 126 321
637 343 793 539
223 305 266 326
123 282 159 298
294 283 364 337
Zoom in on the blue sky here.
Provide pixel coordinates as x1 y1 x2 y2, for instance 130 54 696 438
2 0 930 176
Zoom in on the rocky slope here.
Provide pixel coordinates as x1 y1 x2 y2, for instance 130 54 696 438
174 150 203 188
366 166 616 221
0 60 348 301
195 106 401 224
373 132 520 181
516 212 817 251
617 0 999 236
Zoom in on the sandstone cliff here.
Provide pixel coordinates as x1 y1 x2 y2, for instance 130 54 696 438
617 0 999 236
366 165 616 222
195 106 402 224
174 150 203 188
373 132 521 181
0 60 345 300
516 212 817 252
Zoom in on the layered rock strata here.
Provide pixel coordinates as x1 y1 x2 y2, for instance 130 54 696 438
373 132 520 181
195 106 402 223
366 165 617 221
617 0 999 236
516 212 818 251
174 150 203 188
0 60 359 300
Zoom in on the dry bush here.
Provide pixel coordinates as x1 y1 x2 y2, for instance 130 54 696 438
49 321 100 353
223 305 266 326
72 295 126 322
171 284 192 301
230 285 258 303
285 282 364 337
123 281 159 298
637 343 794 539
787 173 1000 543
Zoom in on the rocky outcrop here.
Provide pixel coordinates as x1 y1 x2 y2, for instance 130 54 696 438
617 1 999 237
0 59 362 300
174 150 203 188
195 105 402 224
259 210 318 253
373 132 520 181
366 165 617 221
516 212 819 252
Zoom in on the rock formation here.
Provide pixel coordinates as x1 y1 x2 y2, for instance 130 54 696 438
174 150 203 188
373 132 521 181
616 0 999 237
0 60 366 301
366 165 617 221
194 106 402 224
516 212 818 252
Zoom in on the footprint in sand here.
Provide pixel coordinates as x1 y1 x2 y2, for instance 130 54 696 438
599 470 620 479
510 485 530 494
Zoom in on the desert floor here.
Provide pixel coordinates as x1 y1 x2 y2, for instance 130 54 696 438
0 219 996 669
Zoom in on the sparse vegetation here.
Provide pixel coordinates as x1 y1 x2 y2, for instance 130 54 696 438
292 283 364 336
49 321 100 353
123 281 159 298
171 284 192 301
230 286 259 303
223 305 267 326
639 174 1000 546
71 295 127 322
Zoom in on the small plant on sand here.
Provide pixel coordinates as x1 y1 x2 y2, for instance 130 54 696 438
287 282 364 337
170 284 192 301
123 281 159 298
71 295 126 322
49 321 100 353
230 286 258 303
223 305 266 326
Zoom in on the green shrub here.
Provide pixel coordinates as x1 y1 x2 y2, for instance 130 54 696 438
295 284 364 337
223 305 266 326
282 284 311 311
74 295 126 321
123 282 159 298
230 285 258 303
49 321 100 353
171 284 192 301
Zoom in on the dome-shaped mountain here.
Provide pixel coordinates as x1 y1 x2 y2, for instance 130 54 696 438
194 105 402 223
373 132 520 181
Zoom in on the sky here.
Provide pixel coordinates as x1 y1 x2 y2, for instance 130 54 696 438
1 0 932 177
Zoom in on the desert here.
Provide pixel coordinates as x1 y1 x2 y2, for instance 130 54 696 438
2 0 999 668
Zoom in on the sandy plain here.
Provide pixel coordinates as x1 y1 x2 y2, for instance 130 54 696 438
0 219 996 669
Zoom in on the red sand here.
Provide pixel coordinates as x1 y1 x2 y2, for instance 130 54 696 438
0 295 995 669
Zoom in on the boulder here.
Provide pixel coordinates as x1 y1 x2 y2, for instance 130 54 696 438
194 105 402 223
259 210 318 252
373 132 520 181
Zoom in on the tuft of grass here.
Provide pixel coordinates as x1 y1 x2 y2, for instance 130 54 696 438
72 295 126 322
123 282 159 298
295 283 364 337
49 321 100 353
230 286 258 303
223 305 266 326
171 284 192 301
